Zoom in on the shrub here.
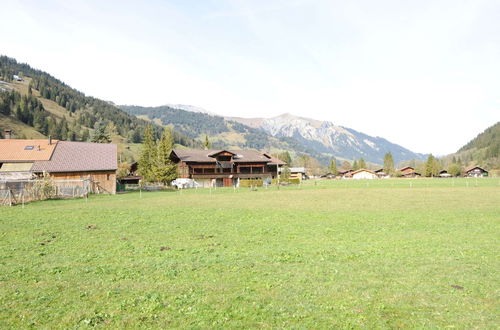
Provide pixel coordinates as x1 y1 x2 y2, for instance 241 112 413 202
239 179 263 187
34 172 56 200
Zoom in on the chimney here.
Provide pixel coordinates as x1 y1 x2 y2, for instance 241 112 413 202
48 135 52 145
3 129 12 139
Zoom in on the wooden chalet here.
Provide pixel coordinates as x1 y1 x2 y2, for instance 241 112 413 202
288 167 307 180
439 170 452 178
374 168 388 178
464 166 488 177
398 166 421 178
337 168 354 178
118 162 141 185
169 149 286 187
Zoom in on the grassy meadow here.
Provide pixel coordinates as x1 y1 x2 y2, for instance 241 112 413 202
1 178 499 328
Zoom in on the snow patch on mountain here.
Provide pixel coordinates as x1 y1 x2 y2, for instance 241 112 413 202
163 103 215 115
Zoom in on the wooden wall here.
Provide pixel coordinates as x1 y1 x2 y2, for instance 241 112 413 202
50 171 116 194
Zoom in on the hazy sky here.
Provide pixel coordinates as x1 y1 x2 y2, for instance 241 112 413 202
2 0 499 154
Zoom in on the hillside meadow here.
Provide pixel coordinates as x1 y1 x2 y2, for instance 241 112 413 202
0 178 499 328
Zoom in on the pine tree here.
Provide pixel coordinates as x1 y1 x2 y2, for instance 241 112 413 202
91 119 111 143
202 134 211 150
138 125 157 182
329 159 338 175
154 127 178 184
383 152 394 174
358 158 366 169
448 163 462 177
352 160 359 171
424 154 440 177
277 151 292 165
81 129 90 142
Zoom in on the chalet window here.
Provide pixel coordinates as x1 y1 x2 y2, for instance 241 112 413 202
106 174 110 180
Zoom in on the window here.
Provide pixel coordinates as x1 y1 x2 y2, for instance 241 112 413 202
106 174 110 180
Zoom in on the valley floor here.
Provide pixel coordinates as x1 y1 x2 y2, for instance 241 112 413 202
0 178 499 327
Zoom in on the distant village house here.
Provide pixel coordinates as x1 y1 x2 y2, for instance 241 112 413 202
464 166 488 177
351 169 378 180
398 166 421 178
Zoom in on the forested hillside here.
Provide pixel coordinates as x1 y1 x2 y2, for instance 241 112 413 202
0 56 198 159
447 122 500 169
121 105 318 158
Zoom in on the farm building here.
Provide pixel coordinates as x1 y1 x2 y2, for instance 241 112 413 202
351 169 378 180
464 166 488 177
288 167 307 180
0 137 117 194
398 166 421 178
374 168 389 178
170 149 286 187
118 162 141 185
439 170 452 178
337 168 354 178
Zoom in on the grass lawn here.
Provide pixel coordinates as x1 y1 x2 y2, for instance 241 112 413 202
1 178 499 328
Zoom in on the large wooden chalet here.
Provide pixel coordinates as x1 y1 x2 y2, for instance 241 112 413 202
169 149 286 187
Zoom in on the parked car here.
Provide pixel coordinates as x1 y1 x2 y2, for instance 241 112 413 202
171 178 200 189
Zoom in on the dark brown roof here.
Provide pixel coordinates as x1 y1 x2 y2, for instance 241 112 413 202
465 165 487 173
337 168 353 174
32 141 117 173
171 149 285 164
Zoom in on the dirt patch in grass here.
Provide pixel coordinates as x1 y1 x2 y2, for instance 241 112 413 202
195 235 214 240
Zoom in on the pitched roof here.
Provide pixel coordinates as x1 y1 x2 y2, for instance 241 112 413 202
0 139 58 162
268 155 287 166
465 165 488 173
0 162 33 172
171 149 278 163
351 168 377 175
32 141 117 173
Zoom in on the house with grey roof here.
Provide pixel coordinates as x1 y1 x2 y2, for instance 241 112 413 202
0 135 117 194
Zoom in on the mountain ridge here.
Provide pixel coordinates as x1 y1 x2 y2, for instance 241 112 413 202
122 104 426 165
226 112 426 164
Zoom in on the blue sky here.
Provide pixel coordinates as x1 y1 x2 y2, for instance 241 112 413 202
2 0 499 154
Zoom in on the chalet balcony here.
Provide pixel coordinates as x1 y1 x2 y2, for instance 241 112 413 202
216 161 233 169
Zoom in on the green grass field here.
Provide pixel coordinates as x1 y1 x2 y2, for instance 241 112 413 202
1 178 499 328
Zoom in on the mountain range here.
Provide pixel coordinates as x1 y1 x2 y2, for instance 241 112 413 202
1 55 497 168
121 105 426 165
